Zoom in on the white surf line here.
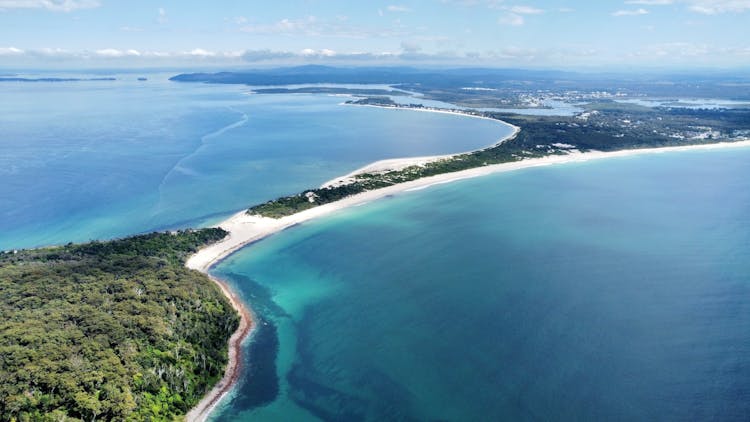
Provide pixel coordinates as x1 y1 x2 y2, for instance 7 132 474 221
153 107 249 215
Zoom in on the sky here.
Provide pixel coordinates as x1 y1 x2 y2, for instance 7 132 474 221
0 0 749 69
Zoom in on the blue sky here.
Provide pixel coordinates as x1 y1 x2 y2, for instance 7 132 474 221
1 0 748 69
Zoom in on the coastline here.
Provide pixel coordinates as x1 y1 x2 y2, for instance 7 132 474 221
188 138 750 277
184 105 750 419
322 107 520 188
184 274 254 422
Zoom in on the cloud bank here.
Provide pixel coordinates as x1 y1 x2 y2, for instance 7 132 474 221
0 0 99 12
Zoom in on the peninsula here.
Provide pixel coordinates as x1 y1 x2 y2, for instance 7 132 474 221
3 94 749 422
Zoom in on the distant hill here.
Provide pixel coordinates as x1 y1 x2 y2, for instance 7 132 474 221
169 66 750 99
169 66 576 87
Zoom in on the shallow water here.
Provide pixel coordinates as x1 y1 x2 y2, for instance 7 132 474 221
0 76 510 250
214 147 750 421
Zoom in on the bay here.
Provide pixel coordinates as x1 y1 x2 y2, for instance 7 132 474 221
0 75 510 250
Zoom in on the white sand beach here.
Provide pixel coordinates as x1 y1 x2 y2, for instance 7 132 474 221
321 109 520 188
184 273 253 422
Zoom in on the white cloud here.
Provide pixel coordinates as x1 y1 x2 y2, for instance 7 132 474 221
440 0 482 6
0 46 24 55
0 0 97 11
31 47 69 56
625 0 672 4
686 0 750 14
444 0 748 16
509 5 544 14
0 0 99 11
240 16 316 34
5 47 248 62
157 7 167 24
2 44 750 68
241 49 295 61
612 8 650 15
238 47 461 63
498 13 525 25
619 0 750 14
495 4 544 25
186 48 215 57
95 48 123 57
441 0 510 9
386 5 411 12
144 51 171 58
299 48 336 57
95 48 142 57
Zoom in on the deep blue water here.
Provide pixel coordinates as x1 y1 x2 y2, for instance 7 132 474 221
0 75 510 250
214 147 750 421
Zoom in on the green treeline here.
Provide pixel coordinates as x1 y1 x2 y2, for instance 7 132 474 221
0 229 238 422
246 143 530 218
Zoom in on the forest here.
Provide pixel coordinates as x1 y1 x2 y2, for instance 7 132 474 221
0 229 237 421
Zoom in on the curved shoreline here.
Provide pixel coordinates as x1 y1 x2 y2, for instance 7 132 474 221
185 274 254 422
182 108 519 420
322 107 519 188
184 107 750 419
188 138 750 275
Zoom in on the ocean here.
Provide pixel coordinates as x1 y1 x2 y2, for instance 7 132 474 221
213 147 750 421
5 76 750 421
0 75 510 250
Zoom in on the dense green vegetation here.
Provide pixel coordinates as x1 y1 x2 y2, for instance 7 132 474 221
0 229 238 422
248 102 750 218
246 136 533 218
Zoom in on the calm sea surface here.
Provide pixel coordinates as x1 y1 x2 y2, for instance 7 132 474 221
0 75 510 250
214 147 750 421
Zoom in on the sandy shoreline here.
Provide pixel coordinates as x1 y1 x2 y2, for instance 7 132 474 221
184 109 750 419
321 110 520 188
184 274 254 422
189 139 750 276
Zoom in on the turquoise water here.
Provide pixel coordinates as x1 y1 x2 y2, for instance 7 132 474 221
214 147 750 421
0 75 510 250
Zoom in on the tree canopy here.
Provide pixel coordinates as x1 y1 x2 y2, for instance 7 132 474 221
0 229 238 421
